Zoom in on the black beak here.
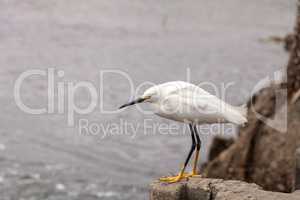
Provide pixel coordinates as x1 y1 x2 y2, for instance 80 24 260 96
119 97 146 109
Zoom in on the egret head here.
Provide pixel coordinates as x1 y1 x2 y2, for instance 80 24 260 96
119 86 160 109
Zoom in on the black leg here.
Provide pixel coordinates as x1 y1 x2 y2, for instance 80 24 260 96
159 124 197 182
193 125 201 151
183 124 196 169
191 124 202 175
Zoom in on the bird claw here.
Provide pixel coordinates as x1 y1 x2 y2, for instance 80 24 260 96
159 172 202 183
183 172 202 178
159 175 185 183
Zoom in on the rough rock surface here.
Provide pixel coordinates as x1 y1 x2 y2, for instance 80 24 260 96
207 137 234 162
150 178 300 200
296 148 300 190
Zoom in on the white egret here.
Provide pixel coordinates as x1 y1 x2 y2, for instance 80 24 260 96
119 81 247 183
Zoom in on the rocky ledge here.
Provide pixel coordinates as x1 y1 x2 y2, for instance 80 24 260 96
150 178 300 200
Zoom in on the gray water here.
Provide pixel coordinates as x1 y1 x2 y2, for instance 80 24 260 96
0 0 296 199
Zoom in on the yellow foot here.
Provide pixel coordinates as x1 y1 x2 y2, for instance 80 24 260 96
183 172 202 178
159 173 201 183
159 174 186 183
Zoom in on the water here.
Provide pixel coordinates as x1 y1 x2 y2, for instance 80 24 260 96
0 0 296 199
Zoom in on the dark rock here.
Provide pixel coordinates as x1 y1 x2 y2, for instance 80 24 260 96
208 137 234 162
295 148 300 190
284 34 295 52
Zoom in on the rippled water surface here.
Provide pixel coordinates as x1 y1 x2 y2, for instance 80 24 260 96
0 0 297 199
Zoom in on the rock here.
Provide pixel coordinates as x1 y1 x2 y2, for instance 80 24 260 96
246 99 298 192
296 148 300 190
203 86 278 183
207 137 234 162
150 181 187 200
284 34 295 52
204 87 300 192
150 178 300 200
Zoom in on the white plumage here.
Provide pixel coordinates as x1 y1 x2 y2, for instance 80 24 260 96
141 81 247 125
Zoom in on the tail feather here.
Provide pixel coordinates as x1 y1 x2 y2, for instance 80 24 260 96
235 104 248 119
225 104 248 126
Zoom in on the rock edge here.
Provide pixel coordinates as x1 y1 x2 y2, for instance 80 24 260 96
150 178 300 200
